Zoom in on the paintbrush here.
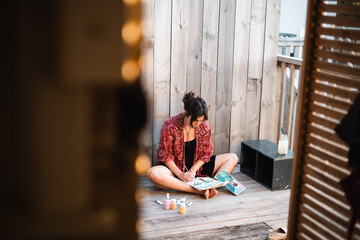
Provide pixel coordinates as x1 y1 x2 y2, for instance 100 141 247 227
184 165 195 177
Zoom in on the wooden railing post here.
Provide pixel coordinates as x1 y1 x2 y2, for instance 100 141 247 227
277 61 287 142
286 64 296 144
277 55 303 149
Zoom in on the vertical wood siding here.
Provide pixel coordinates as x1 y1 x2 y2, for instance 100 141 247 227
140 0 154 158
201 0 220 148
214 0 236 154
152 0 172 161
141 0 281 164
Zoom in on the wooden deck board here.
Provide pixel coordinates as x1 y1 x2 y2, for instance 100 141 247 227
137 165 290 239
146 223 271 240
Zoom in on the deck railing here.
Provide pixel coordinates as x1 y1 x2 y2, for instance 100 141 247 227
277 54 303 150
278 37 305 58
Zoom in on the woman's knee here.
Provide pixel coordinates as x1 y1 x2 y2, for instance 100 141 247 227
147 167 162 182
147 167 156 181
229 153 239 165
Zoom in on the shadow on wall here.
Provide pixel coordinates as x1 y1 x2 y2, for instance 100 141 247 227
1 0 146 239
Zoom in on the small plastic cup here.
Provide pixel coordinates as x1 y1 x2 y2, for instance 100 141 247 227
164 199 170 210
179 203 186 214
171 199 177 209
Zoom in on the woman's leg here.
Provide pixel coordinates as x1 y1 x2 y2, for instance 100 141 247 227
201 154 238 199
211 153 239 177
147 165 213 199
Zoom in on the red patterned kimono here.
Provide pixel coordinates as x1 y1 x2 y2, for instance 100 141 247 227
156 113 213 176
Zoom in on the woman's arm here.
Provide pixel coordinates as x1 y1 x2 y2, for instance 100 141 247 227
196 123 213 163
189 160 205 176
165 161 194 182
156 121 175 163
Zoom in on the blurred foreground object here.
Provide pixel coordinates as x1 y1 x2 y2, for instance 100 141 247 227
1 0 145 239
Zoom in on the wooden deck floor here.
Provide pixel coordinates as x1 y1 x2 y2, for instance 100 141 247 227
137 165 290 239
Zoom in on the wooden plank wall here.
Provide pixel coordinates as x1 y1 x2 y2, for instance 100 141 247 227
141 0 282 164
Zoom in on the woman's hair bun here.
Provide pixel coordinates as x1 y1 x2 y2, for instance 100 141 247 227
182 91 196 106
182 91 208 122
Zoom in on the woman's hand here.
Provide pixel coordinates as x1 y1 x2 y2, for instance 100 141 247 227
178 172 195 182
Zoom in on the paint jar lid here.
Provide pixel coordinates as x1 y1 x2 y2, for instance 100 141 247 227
166 193 170 199
171 199 176 202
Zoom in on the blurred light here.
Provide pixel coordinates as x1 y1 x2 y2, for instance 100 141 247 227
136 220 141 234
100 207 118 224
135 153 151 174
123 0 139 6
121 59 139 82
138 54 143 67
135 190 141 205
122 21 141 45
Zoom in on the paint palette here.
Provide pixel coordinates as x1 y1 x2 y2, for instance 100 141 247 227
215 170 246 195
187 177 225 191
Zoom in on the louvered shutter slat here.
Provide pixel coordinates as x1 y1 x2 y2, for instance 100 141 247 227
288 1 360 238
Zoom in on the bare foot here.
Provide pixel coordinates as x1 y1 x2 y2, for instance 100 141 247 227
209 188 218 198
204 189 210 199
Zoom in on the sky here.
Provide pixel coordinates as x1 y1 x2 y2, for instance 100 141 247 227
279 0 308 37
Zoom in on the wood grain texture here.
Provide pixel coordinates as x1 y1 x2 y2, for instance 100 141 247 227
302 172 349 206
300 195 349 237
311 81 358 100
214 0 236 154
314 59 360 77
277 55 303 66
299 206 345 240
152 0 172 164
141 0 283 164
140 0 155 160
170 0 189 116
230 0 251 157
304 143 348 169
312 70 360 89
314 48 360 66
316 15 360 28
138 165 290 239
297 223 321 240
308 102 347 122
285 65 296 140
315 26 360 40
145 222 271 240
317 3 360 15
314 38 360 53
309 91 352 111
304 154 349 180
201 0 220 148
245 0 266 141
277 63 287 141
259 0 281 142
305 133 348 157
287 0 323 237
186 0 204 95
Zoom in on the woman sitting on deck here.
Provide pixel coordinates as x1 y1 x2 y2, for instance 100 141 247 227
147 92 238 199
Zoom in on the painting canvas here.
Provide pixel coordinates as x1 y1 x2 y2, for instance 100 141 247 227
187 177 225 191
215 170 246 195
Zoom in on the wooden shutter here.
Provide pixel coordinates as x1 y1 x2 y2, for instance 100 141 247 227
288 0 360 239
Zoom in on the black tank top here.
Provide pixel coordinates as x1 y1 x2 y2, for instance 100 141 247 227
185 138 196 170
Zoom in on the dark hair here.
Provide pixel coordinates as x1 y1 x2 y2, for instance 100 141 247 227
182 91 208 126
